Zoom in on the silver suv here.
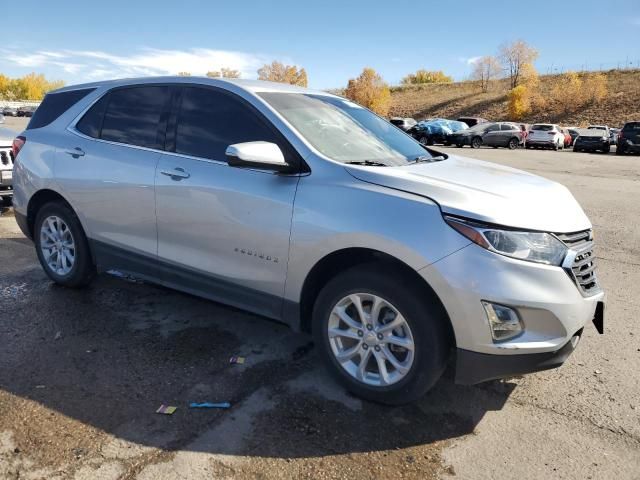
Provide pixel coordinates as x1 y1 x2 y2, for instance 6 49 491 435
12 77 605 404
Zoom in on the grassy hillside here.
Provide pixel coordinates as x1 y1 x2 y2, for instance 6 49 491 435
388 69 640 127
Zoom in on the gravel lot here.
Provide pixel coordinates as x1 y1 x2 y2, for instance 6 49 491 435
1 144 639 480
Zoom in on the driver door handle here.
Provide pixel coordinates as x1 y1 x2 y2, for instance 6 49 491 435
64 147 85 158
160 167 191 180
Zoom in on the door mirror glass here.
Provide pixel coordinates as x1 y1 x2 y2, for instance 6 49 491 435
225 141 291 173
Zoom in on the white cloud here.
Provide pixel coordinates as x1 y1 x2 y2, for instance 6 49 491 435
463 56 482 65
1 47 279 81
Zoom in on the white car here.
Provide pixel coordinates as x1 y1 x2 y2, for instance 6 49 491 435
526 124 565 150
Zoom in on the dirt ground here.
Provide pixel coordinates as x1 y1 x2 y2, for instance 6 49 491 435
1 145 639 480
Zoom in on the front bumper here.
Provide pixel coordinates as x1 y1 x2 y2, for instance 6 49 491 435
455 332 582 384
418 242 605 383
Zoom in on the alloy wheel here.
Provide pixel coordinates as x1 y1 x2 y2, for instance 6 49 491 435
40 215 76 276
327 293 415 387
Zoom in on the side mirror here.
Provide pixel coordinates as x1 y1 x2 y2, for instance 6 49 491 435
225 141 291 173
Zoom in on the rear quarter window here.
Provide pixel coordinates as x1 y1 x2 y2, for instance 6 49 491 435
27 88 95 130
623 122 640 131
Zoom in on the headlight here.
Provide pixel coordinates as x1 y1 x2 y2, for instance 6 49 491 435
444 216 568 266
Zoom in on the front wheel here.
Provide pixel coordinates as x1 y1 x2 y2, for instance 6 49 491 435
471 136 482 149
312 264 450 405
34 202 96 288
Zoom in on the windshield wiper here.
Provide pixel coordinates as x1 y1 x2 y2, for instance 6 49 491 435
412 155 446 163
345 160 388 166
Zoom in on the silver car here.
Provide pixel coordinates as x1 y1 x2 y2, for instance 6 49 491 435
11 77 605 404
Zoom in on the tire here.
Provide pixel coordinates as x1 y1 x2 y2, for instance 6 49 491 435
616 147 625 156
34 201 96 288
508 138 519 150
471 136 482 149
602 145 610 154
419 136 429 146
312 263 450 405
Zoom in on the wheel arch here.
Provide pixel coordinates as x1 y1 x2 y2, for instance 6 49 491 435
296 247 455 346
26 189 86 240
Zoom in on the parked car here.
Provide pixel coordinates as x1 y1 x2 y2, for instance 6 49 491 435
0 113 4 124
567 128 580 146
408 118 468 145
484 122 524 149
573 128 611 153
525 124 565 150
447 122 489 148
616 121 640 155
448 122 521 149
609 128 620 145
2 106 18 117
11 77 605 405
456 116 488 128
17 106 37 117
560 128 572 148
389 117 417 132
0 133 13 204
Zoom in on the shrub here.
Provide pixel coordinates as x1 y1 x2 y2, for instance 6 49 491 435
401 70 453 85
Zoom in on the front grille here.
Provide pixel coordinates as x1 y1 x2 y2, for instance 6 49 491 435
556 230 599 296
0 148 12 166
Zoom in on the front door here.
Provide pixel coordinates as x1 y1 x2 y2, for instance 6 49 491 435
155 86 300 319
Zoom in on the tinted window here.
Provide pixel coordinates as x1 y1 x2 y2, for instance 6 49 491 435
76 93 109 138
486 124 500 132
101 86 169 149
532 124 554 131
500 124 516 131
622 122 640 131
175 87 281 161
27 88 95 130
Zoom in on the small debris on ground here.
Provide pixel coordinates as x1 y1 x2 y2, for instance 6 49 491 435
229 355 245 364
156 405 177 415
189 402 231 409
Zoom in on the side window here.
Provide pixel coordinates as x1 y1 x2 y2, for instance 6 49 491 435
27 88 95 130
175 87 281 161
486 124 500 132
76 93 109 138
100 86 169 149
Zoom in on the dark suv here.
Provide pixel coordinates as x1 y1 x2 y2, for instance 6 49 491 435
617 122 640 155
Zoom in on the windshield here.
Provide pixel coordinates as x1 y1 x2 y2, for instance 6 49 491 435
258 93 430 166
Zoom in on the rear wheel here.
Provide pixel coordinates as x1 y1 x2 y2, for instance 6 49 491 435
508 138 519 150
602 145 610 154
34 202 95 288
471 136 482 149
313 264 450 405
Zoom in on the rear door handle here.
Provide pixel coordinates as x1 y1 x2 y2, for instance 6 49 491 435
160 167 191 180
64 147 85 158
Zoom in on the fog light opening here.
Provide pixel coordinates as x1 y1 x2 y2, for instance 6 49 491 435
482 301 524 342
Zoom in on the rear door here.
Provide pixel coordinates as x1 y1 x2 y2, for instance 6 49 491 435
154 85 301 319
59 85 170 257
500 123 519 146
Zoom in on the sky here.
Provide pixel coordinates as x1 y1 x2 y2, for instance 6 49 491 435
1 0 639 90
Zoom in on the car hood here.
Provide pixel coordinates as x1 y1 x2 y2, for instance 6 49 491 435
345 154 591 233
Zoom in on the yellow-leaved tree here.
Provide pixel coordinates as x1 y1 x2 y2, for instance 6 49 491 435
401 69 453 85
257 61 308 87
344 68 391 116
206 68 241 78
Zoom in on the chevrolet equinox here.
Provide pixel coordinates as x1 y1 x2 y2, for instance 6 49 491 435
12 77 605 404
